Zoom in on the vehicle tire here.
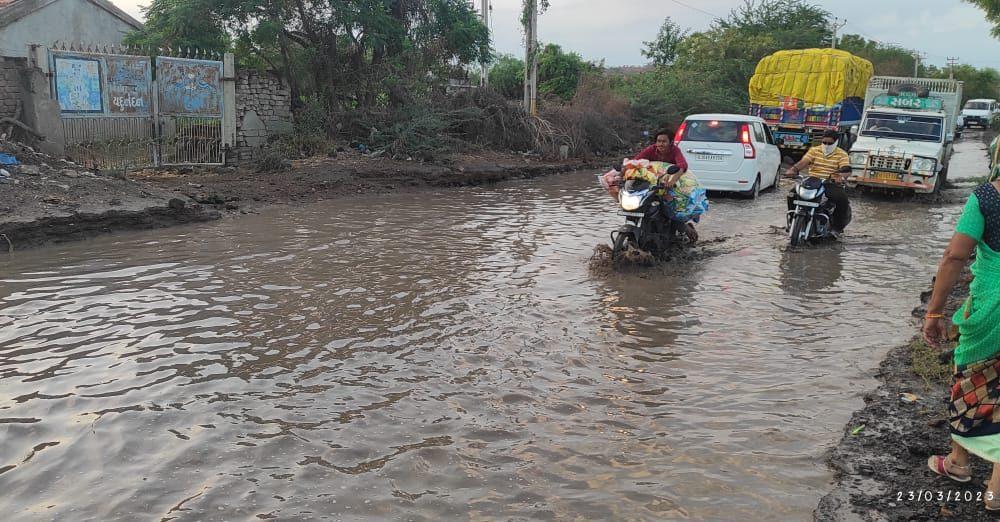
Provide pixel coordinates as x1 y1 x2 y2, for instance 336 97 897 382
789 214 807 247
933 168 948 194
611 232 629 260
745 175 761 200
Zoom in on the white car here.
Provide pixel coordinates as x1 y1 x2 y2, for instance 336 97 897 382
675 114 781 199
961 98 998 128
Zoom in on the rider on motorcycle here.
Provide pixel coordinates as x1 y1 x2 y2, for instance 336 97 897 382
785 129 852 237
632 128 698 241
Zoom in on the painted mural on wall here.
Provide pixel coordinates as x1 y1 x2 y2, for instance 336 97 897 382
156 57 223 116
106 56 152 115
53 56 103 113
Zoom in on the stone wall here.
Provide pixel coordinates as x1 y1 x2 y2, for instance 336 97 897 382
234 70 293 163
0 57 26 120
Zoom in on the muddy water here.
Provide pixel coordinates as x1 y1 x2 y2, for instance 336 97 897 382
0 139 988 520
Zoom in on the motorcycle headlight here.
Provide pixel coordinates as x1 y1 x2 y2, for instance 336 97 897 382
797 186 820 200
849 152 867 166
912 157 936 173
620 192 644 211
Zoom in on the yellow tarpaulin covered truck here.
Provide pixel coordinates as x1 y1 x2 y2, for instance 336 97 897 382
748 49 874 158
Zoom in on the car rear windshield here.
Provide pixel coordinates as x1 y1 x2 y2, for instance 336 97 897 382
682 120 742 142
965 101 991 110
859 112 943 142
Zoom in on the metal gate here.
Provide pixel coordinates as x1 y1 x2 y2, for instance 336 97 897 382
48 45 232 170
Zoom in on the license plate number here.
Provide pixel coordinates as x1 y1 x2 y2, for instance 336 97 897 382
794 200 819 207
872 172 898 182
776 133 809 145
697 154 725 161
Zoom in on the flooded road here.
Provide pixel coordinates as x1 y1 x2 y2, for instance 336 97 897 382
0 137 988 520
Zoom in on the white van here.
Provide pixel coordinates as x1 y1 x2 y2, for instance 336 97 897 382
675 114 781 199
961 98 998 128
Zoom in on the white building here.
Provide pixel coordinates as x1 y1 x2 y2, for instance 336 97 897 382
0 0 142 58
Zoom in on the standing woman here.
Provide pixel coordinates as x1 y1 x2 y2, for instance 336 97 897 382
924 178 1000 511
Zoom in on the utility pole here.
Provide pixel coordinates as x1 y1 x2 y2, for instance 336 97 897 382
911 51 926 78
828 17 847 49
947 57 960 79
523 0 538 115
479 0 490 87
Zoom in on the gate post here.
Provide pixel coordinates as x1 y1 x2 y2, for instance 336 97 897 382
222 52 236 164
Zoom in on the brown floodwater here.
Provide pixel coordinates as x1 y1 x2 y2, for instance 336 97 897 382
0 137 988 520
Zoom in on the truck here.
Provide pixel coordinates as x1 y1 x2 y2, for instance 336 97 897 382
748 48 874 158
847 76 963 194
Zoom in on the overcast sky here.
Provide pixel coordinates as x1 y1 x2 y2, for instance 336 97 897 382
111 0 1000 70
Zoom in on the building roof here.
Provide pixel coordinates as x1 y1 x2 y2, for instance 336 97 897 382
0 0 142 30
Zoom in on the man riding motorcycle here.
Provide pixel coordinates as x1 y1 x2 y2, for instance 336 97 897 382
785 129 852 237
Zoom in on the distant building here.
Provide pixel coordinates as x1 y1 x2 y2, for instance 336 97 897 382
0 0 142 58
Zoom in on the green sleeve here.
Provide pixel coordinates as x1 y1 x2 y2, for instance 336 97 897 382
956 193 985 242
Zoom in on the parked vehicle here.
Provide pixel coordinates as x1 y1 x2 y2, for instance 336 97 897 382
848 76 963 194
961 98 998 128
674 114 781 199
787 175 842 246
749 48 874 159
609 166 690 260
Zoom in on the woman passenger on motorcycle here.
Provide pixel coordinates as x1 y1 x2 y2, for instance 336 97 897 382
632 128 698 241
634 128 688 189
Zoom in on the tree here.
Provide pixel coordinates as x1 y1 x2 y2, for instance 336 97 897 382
128 0 492 113
966 0 1000 37
537 44 597 100
643 17 688 67
123 0 229 53
837 34 916 76
489 55 525 99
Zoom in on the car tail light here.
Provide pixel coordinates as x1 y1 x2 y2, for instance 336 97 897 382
674 122 686 146
741 124 755 159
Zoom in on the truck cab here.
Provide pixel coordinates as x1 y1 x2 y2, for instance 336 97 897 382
848 77 962 194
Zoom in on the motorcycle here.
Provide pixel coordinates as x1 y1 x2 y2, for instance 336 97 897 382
608 165 692 259
786 175 840 246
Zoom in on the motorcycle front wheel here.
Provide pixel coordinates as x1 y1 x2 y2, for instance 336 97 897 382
612 232 631 260
789 214 808 247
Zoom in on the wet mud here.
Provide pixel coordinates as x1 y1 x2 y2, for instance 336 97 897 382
815 272 987 521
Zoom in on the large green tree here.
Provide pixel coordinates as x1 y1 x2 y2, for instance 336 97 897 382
129 0 491 112
966 0 1000 37
642 17 688 67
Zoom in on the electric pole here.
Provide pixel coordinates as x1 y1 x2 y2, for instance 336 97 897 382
947 57 960 79
480 0 490 87
523 0 538 115
829 17 847 49
911 51 926 78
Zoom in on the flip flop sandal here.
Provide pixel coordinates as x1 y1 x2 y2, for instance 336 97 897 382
986 494 1000 512
927 455 972 483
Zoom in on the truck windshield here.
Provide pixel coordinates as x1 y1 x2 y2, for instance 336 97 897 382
859 112 943 142
965 101 991 110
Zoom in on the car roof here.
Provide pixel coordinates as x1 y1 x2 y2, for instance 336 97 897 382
684 113 765 123
967 98 997 102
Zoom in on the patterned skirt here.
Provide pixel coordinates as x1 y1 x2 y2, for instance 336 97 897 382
951 355 1000 437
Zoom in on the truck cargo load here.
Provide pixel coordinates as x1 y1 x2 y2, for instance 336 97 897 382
748 49 874 156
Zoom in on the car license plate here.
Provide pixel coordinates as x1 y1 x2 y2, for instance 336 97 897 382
872 172 898 182
776 132 809 145
696 154 725 161
794 200 819 207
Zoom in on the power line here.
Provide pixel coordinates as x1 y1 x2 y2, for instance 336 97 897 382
947 57 960 79
668 0 722 19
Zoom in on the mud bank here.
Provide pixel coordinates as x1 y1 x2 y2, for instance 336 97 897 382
136 151 604 211
0 146 601 251
814 271 988 521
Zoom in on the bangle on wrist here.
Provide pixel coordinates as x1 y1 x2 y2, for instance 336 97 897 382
925 313 944 319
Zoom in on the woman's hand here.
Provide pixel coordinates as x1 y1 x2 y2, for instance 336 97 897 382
923 316 951 347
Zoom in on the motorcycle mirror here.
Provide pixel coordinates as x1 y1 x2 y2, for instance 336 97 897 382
849 125 859 136
666 165 681 175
